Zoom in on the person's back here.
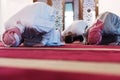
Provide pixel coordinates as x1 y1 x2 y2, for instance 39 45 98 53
98 11 120 35
4 2 56 33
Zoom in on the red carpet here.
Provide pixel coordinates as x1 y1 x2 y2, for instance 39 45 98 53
0 47 120 62
0 41 120 80
0 41 120 62
0 67 120 80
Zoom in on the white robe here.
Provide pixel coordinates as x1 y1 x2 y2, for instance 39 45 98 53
4 2 63 46
62 20 88 36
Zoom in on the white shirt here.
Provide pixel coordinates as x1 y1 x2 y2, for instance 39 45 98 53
62 20 88 36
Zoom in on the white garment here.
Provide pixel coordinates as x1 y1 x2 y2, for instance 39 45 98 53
42 29 64 46
4 2 56 33
62 20 88 36
47 29 64 46
4 2 63 46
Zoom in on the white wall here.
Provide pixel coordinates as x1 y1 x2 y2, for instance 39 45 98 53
0 0 1 24
1 0 33 23
0 0 33 40
99 0 120 16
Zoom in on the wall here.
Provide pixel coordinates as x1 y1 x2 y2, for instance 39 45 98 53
0 0 33 40
0 0 1 29
99 0 120 16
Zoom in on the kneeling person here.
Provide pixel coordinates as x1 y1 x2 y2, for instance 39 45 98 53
62 20 88 43
86 11 120 45
2 2 63 47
